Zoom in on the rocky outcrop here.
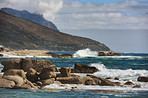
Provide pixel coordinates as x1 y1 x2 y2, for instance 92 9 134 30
0 78 15 88
59 68 71 77
82 76 96 85
39 65 56 80
47 52 73 58
98 51 120 56
56 76 83 84
4 69 26 79
26 68 38 83
137 76 148 82
1 58 21 71
72 63 99 73
22 58 52 72
124 81 134 85
41 78 55 86
87 75 118 86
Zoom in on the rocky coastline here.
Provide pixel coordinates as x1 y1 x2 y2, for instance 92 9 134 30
0 58 147 92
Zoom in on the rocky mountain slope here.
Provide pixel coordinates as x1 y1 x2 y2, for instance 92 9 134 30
0 10 110 51
1 8 59 31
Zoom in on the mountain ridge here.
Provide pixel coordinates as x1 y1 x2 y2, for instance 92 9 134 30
0 10 110 51
1 8 59 31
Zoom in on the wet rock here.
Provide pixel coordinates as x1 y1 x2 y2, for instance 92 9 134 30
124 81 134 85
105 77 113 79
14 83 32 89
56 76 83 84
82 76 96 85
26 68 38 83
1 58 21 71
98 51 121 56
48 52 73 58
22 58 52 72
114 82 121 86
59 68 71 77
114 77 119 80
133 85 141 88
73 63 99 73
0 78 15 88
41 78 55 86
4 69 26 79
0 54 3 56
137 76 148 82
39 65 56 80
87 75 116 86
3 75 24 86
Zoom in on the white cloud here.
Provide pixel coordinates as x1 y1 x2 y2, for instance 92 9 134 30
0 0 63 20
53 0 148 31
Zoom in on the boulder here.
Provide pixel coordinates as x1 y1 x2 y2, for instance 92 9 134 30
137 76 148 82
22 58 52 72
0 78 15 88
15 83 32 89
59 68 71 77
39 65 56 80
105 77 113 79
41 78 55 86
87 75 116 86
59 54 73 58
0 54 4 57
98 51 120 56
73 63 99 73
26 68 38 83
82 76 96 85
3 75 24 86
133 85 141 88
124 81 134 85
114 77 119 80
4 69 26 79
56 76 83 84
1 58 21 71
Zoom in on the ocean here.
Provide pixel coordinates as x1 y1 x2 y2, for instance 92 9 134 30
0 49 148 98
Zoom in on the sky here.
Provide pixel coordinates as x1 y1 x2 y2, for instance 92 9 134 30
0 0 148 53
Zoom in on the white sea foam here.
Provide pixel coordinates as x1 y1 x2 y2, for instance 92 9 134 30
91 63 148 78
73 48 98 57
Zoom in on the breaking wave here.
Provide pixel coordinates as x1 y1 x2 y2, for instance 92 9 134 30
73 48 98 57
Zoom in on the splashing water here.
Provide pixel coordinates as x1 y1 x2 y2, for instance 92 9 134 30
73 48 98 57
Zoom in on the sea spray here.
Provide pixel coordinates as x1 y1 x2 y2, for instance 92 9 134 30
90 63 148 79
73 48 98 57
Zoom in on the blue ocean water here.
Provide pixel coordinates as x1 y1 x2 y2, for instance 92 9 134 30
0 50 148 98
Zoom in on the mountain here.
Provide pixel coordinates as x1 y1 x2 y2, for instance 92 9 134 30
1 8 59 31
0 10 110 51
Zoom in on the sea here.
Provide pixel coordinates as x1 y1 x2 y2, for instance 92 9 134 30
0 48 148 98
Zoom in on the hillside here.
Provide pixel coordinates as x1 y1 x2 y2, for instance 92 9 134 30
0 10 110 51
1 8 59 31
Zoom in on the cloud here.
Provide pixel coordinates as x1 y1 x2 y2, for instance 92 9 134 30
0 0 63 20
53 0 148 31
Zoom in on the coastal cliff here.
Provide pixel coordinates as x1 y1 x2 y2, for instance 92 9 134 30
0 10 110 51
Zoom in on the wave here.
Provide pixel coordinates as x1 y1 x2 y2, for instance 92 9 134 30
90 63 148 79
73 48 98 57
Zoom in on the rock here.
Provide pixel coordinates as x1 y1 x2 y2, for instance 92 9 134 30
82 76 96 85
0 78 15 88
39 66 56 80
114 82 121 86
25 79 36 88
22 58 52 72
133 85 141 88
41 78 55 86
0 54 3 56
59 54 73 58
3 75 24 86
105 77 113 79
73 63 99 73
59 68 71 77
98 51 120 56
26 68 38 83
114 77 119 80
1 58 21 71
137 76 148 82
4 69 26 79
124 81 134 85
16 83 32 89
87 75 116 86
56 76 83 84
